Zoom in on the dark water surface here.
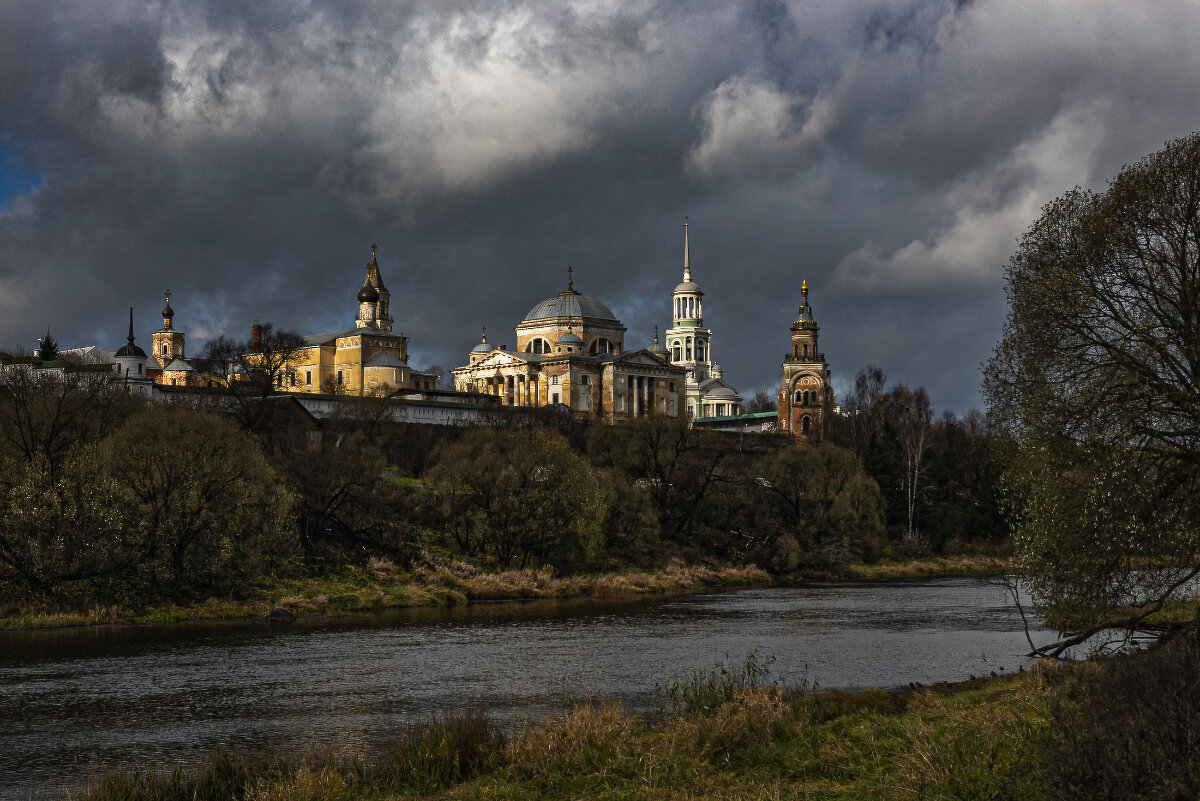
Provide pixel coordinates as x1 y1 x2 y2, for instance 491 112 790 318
0 578 1052 799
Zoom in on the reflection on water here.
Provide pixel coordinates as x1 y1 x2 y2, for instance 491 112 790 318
0 578 1052 799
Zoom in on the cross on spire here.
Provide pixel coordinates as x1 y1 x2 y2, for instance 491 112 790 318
568 265 573 291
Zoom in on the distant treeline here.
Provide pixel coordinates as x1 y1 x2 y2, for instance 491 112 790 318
0 359 1003 609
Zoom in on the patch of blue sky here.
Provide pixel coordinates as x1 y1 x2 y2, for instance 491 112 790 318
0 136 42 208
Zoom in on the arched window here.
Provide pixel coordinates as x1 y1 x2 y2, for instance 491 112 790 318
589 338 613 355
802 415 812 433
686 341 693 360
803 344 808 357
527 338 551 354
671 341 682 361
580 375 589 385
669 382 677 392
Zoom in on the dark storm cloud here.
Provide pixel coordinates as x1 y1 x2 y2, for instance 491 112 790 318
2 0 1199 412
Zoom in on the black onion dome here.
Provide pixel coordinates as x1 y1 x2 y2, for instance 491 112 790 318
162 301 174 317
115 341 147 358
357 281 379 303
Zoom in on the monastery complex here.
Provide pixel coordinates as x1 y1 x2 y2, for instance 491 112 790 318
30 223 835 441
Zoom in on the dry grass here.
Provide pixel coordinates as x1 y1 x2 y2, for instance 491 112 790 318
65 669 1062 801
1 559 768 630
847 555 1013 580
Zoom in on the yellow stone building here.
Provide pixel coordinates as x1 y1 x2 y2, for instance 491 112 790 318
284 245 428 395
453 271 686 420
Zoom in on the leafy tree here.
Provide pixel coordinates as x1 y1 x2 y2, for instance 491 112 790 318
279 431 414 563
424 428 605 570
101 407 297 597
603 417 733 543
0 449 139 602
984 132 1200 653
751 442 885 571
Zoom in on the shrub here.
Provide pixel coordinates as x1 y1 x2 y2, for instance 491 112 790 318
375 708 503 793
505 701 639 780
1009 625 1200 800
654 650 775 718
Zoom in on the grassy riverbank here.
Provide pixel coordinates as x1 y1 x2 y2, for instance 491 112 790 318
844 553 1012 580
67 662 1060 801
0 551 1014 632
0 560 770 631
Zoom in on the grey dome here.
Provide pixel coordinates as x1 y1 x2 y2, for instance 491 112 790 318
471 341 493 354
556 332 584 346
648 341 668 355
704 383 740 400
673 281 702 294
523 290 617 323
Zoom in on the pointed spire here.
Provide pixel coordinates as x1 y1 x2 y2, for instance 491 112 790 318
654 325 660 344
126 307 136 345
683 216 692 283
568 265 574 291
481 325 487 344
366 243 387 291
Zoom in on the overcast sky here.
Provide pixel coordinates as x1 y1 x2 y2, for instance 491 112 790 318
2 0 1199 412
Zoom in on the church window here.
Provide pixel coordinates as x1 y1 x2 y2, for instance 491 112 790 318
686 341 692 360
527 337 551 354
589 338 613 355
803 344 809 357
802 415 812 433
580 375 589 385
552 393 560 404
137 363 142 375
306 370 312 386
551 375 559 385
671 341 681 361
337 370 343 385
687 403 695 417
161 343 167 355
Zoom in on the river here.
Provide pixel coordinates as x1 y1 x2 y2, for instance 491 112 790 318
0 577 1054 799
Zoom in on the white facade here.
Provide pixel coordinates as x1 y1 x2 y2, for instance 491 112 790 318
663 220 743 418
